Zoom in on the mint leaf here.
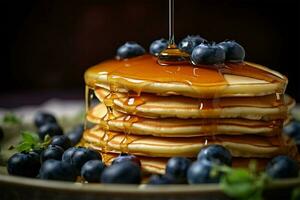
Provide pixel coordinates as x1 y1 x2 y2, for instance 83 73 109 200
216 164 267 200
2 112 22 125
14 131 50 153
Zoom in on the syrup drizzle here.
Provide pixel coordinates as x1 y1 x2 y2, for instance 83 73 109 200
157 0 190 65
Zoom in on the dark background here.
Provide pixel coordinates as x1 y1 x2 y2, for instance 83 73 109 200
1 0 300 107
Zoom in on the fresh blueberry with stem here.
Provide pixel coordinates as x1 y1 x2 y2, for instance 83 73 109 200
101 161 141 184
67 124 84 146
116 42 145 59
7 152 41 177
266 155 299 179
218 41 245 62
34 112 57 128
51 135 72 150
147 174 176 185
38 123 63 140
62 147 101 174
40 145 64 162
179 35 206 54
81 160 106 183
165 157 192 183
39 159 77 182
187 160 221 184
149 38 168 56
197 144 232 166
112 153 141 167
191 43 225 65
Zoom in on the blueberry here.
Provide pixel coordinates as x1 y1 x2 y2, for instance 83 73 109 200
62 147 101 174
116 42 145 59
0 126 3 140
197 144 232 166
165 157 192 183
40 145 64 162
51 135 72 150
266 155 299 179
39 159 77 182
147 174 176 185
218 41 245 62
67 124 84 146
112 154 141 167
62 147 77 163
149 38 168 56
34 112 57 128
101 161 141 184
191 43 225 65
81 160 105 183
38 123 63 140
7 152 40 177
179 35 206 54
283 122 300 143
187 160 220 184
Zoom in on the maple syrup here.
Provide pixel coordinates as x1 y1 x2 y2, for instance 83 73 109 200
157 0 190 65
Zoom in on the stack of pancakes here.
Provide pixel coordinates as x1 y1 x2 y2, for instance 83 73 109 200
82 55 298 174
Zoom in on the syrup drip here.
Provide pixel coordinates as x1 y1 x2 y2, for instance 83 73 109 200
157 0 190 65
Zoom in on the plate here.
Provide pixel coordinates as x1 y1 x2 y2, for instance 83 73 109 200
0 101 300 200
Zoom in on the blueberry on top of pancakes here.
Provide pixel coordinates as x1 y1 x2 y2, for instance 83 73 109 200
191 43 225 65
218 41 245 62
149 38 168 56
116 42 145 59
179 35 206 54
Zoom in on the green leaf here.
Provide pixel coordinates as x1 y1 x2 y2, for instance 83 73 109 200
221 169 257 198
13 131 50 153
216 163 267 200
2 112 22 125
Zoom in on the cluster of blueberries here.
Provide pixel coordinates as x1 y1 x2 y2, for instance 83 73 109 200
116 35 245 65
5 112 300 184
149 145 300 185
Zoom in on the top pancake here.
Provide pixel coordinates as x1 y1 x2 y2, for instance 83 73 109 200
85 55 287 98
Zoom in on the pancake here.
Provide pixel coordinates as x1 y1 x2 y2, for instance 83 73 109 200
85 55 287 98
82 126 297 158
93 88 294 120
87 103 286 137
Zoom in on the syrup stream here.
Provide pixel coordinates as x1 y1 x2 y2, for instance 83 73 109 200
158 0 189 65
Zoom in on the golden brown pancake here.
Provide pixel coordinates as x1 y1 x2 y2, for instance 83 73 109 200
93 88 294 120
82 126 298 158
87 103 286 137
85 55 287 98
